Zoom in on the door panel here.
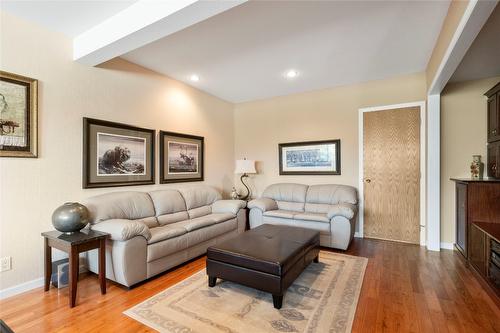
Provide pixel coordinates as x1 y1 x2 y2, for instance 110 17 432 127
363 107 420 244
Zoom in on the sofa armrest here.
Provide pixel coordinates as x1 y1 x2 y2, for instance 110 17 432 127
91 219 151 241
212 199 246 215
327 203 357 220
247 198 278 212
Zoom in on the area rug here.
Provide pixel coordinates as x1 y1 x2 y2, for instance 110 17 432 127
124 251 368 333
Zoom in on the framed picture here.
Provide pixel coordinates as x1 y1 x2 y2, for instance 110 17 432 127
279 139 341 175
0 71 38 157
83 117 155 188
159 131 204 183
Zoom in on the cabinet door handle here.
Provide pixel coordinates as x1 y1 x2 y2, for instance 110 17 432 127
493 129 497 135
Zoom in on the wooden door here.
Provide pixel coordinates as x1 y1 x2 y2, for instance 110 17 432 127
363 107 420 244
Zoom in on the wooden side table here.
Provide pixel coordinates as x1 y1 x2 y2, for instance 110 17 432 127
41 229 109 307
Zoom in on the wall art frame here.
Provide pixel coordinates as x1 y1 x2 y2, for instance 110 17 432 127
159 130 204 183
0 70 38 158
83 117 155 188
278 139 341 175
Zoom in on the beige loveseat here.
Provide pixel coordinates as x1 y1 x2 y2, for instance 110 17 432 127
83 186 246 287
248 183 358 250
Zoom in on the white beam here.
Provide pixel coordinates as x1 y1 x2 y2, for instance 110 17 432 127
74 0 246 66
427 94 440 251
428 0 498 95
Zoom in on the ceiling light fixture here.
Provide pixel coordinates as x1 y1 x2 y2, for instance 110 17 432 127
285 70 298 79
190 74 200 82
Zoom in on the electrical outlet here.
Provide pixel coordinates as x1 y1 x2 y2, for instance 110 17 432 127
0 257 12 272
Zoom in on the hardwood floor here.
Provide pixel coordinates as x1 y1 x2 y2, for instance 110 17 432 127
1 238 499 333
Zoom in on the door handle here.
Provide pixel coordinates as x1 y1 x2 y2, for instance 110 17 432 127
365 178 371 183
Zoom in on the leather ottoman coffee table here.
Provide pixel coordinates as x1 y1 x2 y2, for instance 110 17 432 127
206 224 320 309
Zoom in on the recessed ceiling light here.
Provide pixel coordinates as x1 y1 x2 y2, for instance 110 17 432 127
285 70 298 79
190 74 200 82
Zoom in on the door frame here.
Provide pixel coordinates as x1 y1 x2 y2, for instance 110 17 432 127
358 101 427 246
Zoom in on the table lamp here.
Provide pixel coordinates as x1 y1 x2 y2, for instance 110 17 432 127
235 158 256 200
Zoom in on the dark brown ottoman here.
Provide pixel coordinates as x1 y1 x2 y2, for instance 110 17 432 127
206 224 320 309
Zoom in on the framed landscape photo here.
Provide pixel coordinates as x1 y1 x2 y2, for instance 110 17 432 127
83 117 155 188
279 139 341 175
160 131 204 183
0 71 38 157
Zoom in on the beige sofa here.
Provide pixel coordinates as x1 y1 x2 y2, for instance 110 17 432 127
248 183 358 250
83 186 246 287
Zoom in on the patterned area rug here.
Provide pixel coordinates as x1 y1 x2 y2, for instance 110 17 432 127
124 251 368 333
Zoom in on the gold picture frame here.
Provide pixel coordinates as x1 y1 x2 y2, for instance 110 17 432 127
0 70 38 157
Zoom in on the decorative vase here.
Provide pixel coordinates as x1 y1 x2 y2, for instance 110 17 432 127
52 202 90 234
230 187 239 200
470 155 484 179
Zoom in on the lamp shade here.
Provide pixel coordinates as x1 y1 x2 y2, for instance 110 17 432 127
235 159 256 174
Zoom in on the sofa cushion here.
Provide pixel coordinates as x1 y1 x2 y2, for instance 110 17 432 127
186 219 237 247
263 210 299 219
84 191 156 224
149 189 186 213
157 211 189 226
148 225 187 245
175 213 235 232
306 184 358 205
294 212 330 223
179 186 222 210
262 183 308 203
262 217 330 235
136 216 159 228
147 234 189 262
188 205 212 219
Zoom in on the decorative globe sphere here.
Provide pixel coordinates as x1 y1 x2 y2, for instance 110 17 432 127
52 202 89 234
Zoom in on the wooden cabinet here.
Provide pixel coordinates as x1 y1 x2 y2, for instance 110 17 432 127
486 83 500 144
487 141 499 178
455 182 468 257
451 179 500 300
469 223 487 275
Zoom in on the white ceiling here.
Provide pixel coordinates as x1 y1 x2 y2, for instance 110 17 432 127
122 0 450 102
1 0 451 103
0 0 137 37
450 3 500 83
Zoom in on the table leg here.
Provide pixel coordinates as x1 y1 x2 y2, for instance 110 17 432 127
44 238 52 292
69 247 79 307
99 239 106 295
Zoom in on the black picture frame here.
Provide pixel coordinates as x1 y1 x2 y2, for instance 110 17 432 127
83 117 155 188
278 139 341 175
159 130 204 184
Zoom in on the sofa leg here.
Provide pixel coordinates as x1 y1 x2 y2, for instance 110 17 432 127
208 276 217 287
313 255 319 263
272 294 283 309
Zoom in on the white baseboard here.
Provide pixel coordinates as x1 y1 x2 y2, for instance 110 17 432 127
0 276 44 300
440 242 454 250
354 232 362 238
0 264 88 300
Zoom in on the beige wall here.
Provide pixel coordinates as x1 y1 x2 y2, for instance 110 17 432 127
0 12 235 290
234 72 426 208
440 76 500 244
426 0 469 88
